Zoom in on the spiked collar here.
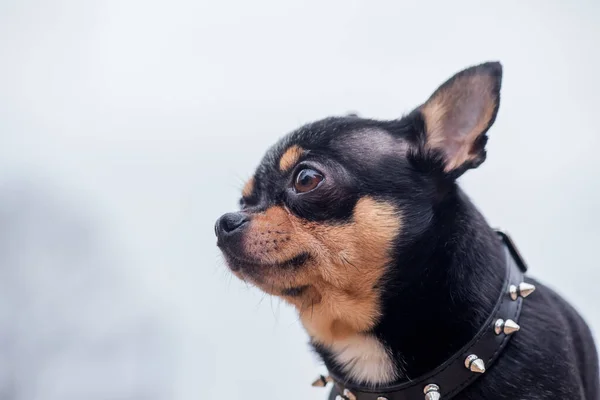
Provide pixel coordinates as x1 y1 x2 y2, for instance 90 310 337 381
312 230 534 400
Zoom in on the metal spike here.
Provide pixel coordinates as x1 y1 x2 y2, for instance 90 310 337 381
495 318 520 335
494 319 505 335
509 282 536 300
376 397 389 400
509 285 518 300
425 392 441 400
311 375 332 387
503 319 520 334
464 354 486 373
471 359 486 373
464 354 477 369
518 282 536 298
343 389 357 400
424 384 441 400
311 378 325 388
424 384 439 394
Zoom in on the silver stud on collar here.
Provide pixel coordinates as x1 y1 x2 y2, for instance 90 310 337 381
464 354 486 373
376 397 389 400
509 282 536 300
494 318 520 335
335 389 357 400
343 389 357 400
424 384 441 400
311 374 332 387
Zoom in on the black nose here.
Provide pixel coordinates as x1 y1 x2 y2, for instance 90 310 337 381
215 212 250 239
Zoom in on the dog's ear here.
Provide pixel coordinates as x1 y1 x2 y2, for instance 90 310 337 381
416 62 502 175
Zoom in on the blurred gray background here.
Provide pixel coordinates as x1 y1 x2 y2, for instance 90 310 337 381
0 1 598 399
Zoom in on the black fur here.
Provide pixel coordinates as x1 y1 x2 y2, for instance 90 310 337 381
219 62 599 399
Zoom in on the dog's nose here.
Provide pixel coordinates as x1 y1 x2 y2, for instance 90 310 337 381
215 212 250 239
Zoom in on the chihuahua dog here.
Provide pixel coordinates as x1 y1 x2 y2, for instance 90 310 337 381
215 62 599 399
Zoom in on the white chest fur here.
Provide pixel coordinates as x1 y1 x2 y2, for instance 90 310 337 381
329 334 397 385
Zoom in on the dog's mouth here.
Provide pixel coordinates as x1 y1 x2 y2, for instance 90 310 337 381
221 250 311 273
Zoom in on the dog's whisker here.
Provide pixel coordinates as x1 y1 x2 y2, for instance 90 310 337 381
341 254 360 273
256 293 267 309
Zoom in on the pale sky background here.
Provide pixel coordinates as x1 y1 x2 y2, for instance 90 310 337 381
0 1 599 399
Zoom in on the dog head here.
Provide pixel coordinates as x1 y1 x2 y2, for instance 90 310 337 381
215 62 502 346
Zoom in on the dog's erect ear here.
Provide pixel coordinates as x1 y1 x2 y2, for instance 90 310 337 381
417 62 502 174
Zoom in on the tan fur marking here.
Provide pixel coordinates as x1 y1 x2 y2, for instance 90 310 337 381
278 145 304 172
238 197 402 345
242 177 254 198
421 74 497 171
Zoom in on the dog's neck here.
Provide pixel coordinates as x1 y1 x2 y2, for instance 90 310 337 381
313 186 506 387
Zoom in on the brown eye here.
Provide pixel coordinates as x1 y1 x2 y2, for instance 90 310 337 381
294 168 324 193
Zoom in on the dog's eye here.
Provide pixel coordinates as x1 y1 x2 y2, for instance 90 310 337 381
294 168 324 193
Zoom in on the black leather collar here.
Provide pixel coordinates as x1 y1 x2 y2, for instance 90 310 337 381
321 230 532 400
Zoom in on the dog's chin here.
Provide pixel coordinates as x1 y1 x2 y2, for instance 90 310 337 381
221 250 311 282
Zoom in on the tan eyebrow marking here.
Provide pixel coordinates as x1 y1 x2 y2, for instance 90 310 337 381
242 177 255 198
279 145 304 172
